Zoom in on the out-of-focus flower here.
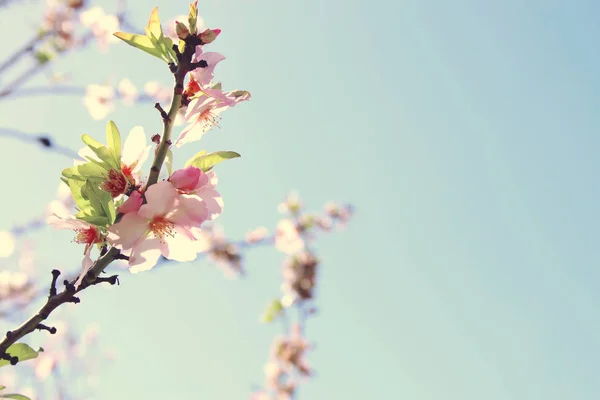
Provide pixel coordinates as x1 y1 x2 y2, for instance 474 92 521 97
83 84 115 120
0 231 16 258
42 0 76 48
46 182 76 218
277 192 302 215
118 78 139 106
281 251 319 303
80 6 120 50
191 225 244 277
274 219 304 255
246 226 269 244
144 81 172 103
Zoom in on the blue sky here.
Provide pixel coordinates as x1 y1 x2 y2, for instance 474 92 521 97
1 0 600 399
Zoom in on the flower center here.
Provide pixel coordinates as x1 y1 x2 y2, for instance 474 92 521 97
149 216 176 241
197 107 221 131
101 169 129 197
74 226 100 245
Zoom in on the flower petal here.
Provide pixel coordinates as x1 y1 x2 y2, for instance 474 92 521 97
107 212 148 250
129 237 162 273
138 181 178 218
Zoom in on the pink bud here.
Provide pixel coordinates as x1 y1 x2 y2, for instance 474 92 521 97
175 21 190 40
118 191 143 214
199 28 221 44
169 166 201 192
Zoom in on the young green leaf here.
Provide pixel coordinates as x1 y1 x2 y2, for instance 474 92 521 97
0 343 40 368
261 299 284 323
185 151 241 172
113 32 164 61
106 121 121 166
81 134 119 170
1 394 32 400
184 150 207 167
188 0 198 34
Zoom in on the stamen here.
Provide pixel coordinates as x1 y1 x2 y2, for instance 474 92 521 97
149 216 176 242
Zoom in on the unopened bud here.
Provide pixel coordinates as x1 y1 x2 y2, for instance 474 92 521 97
175 21 190 40
199 28 221 44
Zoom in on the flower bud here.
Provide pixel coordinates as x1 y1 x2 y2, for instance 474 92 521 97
199 28 221 44
175 21 190 40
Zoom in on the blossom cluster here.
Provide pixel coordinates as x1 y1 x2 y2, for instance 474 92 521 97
47 3 249 287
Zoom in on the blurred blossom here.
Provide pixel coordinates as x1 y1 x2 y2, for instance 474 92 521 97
118 78 138 106
0 231 16 257
274 219 304 255
281 251 319 302
192 226 244 277
42 0 76 48
46 182 76 218
246 226 269 244
34 353 57 380
277 192 302 214
79 6 120 50
144 81 172 103
83 84 115 120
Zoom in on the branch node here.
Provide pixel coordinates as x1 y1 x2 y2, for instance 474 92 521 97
154 102 171 123
49 269 61 297
189 60 208 70
36 324 57 335
5 331 13 340
68 296 81 304
114 253 130 261
38 136 52 148
95 275 120 286
168 62 178 73
100 245 108 257
63 280 75 293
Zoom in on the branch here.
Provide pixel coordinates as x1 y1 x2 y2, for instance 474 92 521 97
0 127 81 160
0 32 49 77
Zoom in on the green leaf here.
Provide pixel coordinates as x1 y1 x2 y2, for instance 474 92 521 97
184 150 207 167
2 394 32 400
75 214 109 226
106 121 121 166
82 181 114 225
165 149 174 176
2 394 31 400
0 386 5 390
261 299 284 323
62 162 108 182
81 134 119 170
185 151 241 172
113 32 164 61
0 343 39 368
68 179 94 216
188 0 198 34
146 7 163 40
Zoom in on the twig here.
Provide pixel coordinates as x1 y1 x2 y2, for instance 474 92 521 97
0 127 82 160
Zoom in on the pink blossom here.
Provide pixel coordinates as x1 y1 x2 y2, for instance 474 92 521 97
80 7 120 51
83 84 114 120
175 91 250 147
118 190 143 214
107 181 209 272
118 78 138 106
274 219 304 255
47 215 104 287
169 166 223 220
246 226 269 244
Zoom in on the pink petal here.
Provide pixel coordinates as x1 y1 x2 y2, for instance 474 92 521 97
129 237 163 273
118 191 143 214
170 194 208 227
47 215 91 231
170 166 201 191
138 181 178 218
74 245 94 289
161 226 198 262
107 212 148 250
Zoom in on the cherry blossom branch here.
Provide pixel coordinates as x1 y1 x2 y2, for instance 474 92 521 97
0 32 49 77
0 260 120 363
0 127 82 160
2 85 154 102
0 30 199 364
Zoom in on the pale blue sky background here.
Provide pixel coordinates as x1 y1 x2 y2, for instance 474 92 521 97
1 0 600 399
